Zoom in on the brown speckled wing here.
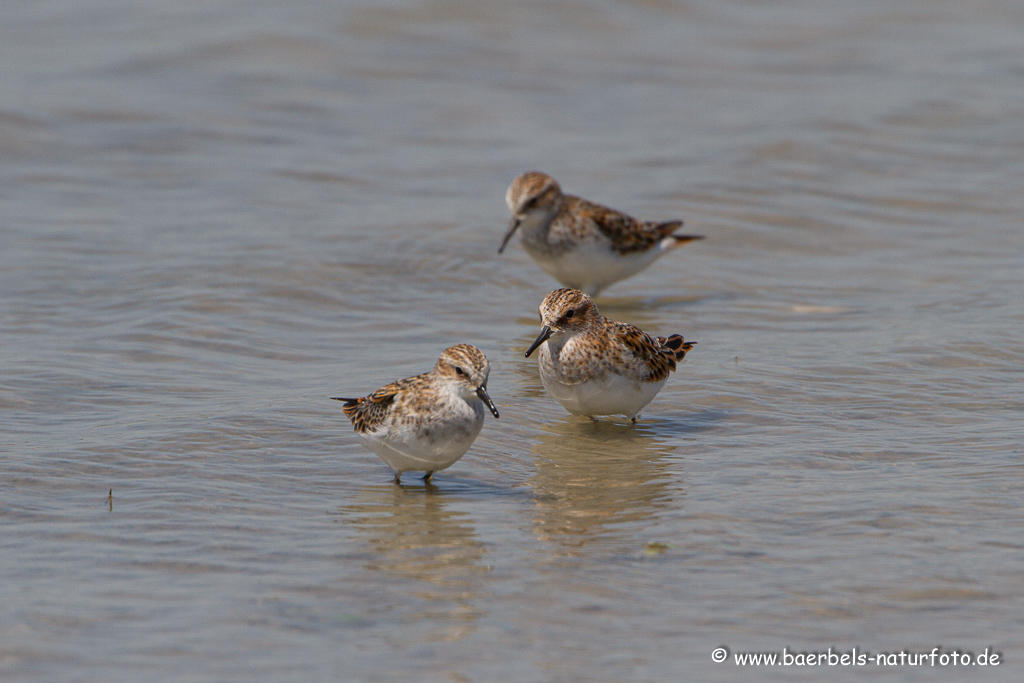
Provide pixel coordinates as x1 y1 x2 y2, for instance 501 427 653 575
336 379 410 434
616 324 695 382
570 196 679 255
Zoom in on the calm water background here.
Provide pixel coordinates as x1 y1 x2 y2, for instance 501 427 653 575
2 0 1023 680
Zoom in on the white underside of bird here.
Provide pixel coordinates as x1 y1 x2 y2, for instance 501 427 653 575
538 342 666 419
359 398 485 475
514 207 687 297
526 237 679 297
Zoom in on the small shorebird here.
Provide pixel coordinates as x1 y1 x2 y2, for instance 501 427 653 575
333 344 499 483
501 171 703 296
525 288 694 421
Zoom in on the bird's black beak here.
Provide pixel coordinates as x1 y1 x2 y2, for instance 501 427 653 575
476 386 500 418
498 216 521 254
525 326 552 358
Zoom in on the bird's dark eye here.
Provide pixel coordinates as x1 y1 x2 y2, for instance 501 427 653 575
565 309 575 319
454 366 465 376
524 196 538 210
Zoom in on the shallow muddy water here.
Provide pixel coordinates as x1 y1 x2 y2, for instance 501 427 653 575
2 1 1023 680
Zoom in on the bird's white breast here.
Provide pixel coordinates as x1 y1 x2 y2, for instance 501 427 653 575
523 231 665 296
362 395 484 474
538 341 666 419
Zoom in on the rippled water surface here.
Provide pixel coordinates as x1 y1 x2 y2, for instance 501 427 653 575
2 0 1023 680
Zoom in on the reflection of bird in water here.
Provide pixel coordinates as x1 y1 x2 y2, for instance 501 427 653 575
342 485 487 585
527 417 683 553
339 485 488 643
